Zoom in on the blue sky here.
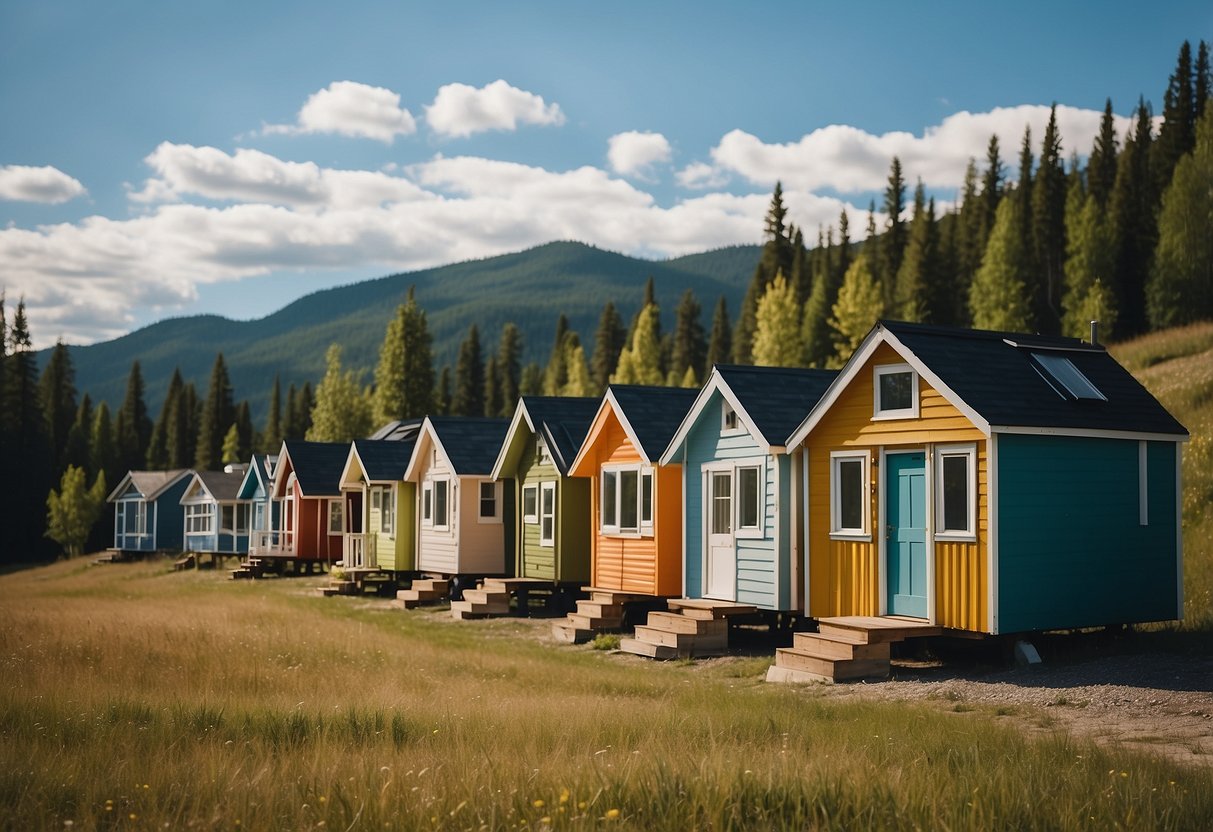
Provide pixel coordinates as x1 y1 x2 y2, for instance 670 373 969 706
1 1 1209 347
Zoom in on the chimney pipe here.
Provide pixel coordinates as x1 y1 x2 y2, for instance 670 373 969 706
1089 320 1099 346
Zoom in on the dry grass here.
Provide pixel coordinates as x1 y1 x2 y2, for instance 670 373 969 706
3 561 1211 831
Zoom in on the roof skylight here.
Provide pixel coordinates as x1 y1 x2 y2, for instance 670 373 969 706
1031 353 1106 401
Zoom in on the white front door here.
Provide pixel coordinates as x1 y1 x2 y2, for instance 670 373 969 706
705 470 736 600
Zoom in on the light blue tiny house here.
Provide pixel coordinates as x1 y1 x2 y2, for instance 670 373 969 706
106 469 193 554
662 366 836 612
238 454 279 552
180 467 252 555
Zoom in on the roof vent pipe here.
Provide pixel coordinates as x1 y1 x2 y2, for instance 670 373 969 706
1089 320 1099 346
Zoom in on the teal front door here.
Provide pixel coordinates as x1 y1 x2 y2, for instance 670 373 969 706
886 452 928 618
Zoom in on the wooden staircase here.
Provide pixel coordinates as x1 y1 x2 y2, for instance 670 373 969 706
620 598 757 659
551 588 650 643
766 616 942 683
451 578 510 619
173 552 197 571
229 557 265 580
396 577 450 609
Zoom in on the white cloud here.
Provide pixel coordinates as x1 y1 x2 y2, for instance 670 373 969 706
709 104 1135 193
425 80 565 138
607 131 672 179
675 161 730 190
262 81 417 143
0 165 87 204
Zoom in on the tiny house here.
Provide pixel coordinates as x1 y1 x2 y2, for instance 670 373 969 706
567 385 698 596
107 469 193 554
237 454 279 552
338 434 419 572
662 365 837 613
786 320 1188 635
491 396 599 586
258 440 353 564
402 417 513 586
180 467 252 555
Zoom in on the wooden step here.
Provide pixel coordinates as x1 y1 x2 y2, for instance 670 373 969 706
583 587 647 605
450 599 509 620
792 632 891 661
774 647 889 681
575 601 623 619
551 623 596 644
565 612 622 631
765 664 833 684
633 625 728 654
396 588 446 602
817 616 942 644
462 588 509 605
229 569 255 580
644 612 728 636
618 637 679 660
481 577 545 592
665 598 758 619
410 578 450 594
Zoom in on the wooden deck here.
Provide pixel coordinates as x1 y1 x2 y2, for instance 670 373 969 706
767 616 944 684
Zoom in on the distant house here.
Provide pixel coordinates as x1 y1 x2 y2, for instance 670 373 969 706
107 469 193 554
785 320 1188 634
257 440 352 563
180 466 251 556
338 430 420 572
237 454 279 553
567 385 698 596
402 417 512 586
491 396 599 587
661 365 837 612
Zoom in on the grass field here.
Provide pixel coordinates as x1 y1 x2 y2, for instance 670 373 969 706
3 323 1211 831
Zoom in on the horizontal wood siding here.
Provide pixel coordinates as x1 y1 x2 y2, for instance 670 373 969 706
997 435 1179 632
416 444 458 575
934 449 988 631
588 412 650 591
519 438 556 580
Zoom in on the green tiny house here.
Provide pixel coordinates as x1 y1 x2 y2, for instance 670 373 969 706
492 396 599 585
338 431 420 573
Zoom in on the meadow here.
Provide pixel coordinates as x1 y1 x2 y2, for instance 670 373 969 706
2 323 1211 831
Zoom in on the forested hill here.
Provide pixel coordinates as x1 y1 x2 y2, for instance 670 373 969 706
53 241 760 420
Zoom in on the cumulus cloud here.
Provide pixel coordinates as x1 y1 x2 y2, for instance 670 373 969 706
675 161 731 190
709 104 1134 193
0 165 87 204
425 80 565 138
607 131 672 179
262 81 417 142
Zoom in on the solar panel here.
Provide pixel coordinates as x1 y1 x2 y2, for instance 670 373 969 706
1032 353 1106 401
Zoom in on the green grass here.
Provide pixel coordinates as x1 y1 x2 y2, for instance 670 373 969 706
2 561 1210 831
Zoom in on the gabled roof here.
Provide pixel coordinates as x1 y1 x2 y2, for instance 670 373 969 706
570 385 698 473
492 396 600 479
662 365 838 463
107 469 192 503
787 320 1189 446
237 454 274 500
279 440 352 497
344 437 418 485
184 470 246 503
404 416 511 479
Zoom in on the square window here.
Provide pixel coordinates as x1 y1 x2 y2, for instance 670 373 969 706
934 445 976 540
830 452 869 538
873 364 919 419
522 484 538 524
479 481 496 518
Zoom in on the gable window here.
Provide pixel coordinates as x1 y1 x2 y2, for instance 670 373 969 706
722 401 741 433
539 482 556 547
830 451 870 539
328 500 344 534
381 487 395 535
873 363 919 420
737 465 761 533
522 484 538 523
537 439 552 467
600 465 654 537
185 503 213 535
478 481 502 524
934 444 976 540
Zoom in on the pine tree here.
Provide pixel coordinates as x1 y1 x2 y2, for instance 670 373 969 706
371 287 434 426
590 302 626 393
969 197 1032 332
1148 107 1213 328
235 401 254 460
64 394 92 474
705 296 731 372
117 361 152 474
1062 171 1118 339
284 384 299 441
165 375 193 467
735 184 793 363
828 256 883 368
1154 40 1196 195
195 354 234 470
306 345 373 442
45 465 107 558
790 227 810 305
2 299 52 559
1196 40 1210 122
670 289 707 382
1089 99 1120 208
876 157 908 309
436 367 452 415
751 274 803 367
894 183 941 322
1030 105 1067 333
803 212 849 367
496 323 522 417
1110 100 1157 336
542 315 572 396
612 304 664 385
483 355 502 418
263 375 282 454
146 369 183 468
518 363 543 397
562 341 596 397
452 325 485 417
297 382 314 439
980 135 1005 243
90 402 119 492
38 339 77 473
221 424 241 465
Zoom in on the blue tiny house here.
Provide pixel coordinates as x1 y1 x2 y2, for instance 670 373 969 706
180 467 252 555
106 469 193 554
237 454 279 552
662 366 836 612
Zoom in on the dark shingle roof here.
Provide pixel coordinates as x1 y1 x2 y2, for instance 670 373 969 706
610 385 699 462
111 469 191 502
283 441 352 496
880 320 1188 436
520 396 600 475
192 470 247 501
715 365 838 445
429 417 511 475
352 438 418 482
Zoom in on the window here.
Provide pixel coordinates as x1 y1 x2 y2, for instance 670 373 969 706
185 503 213 535
221 504 235 532
381 488 394 535
710 472 732 535
1138 441 1148 527
134 501 147 535
328 500 344 534
433 480 449 528
935 444 976 540
1032 353 1106 401
722 401 741 433
478 481 501 523
539 482 556 546
830 452 870 538
600 465 654 536
873 363 919 419
371 489 381 511
422 483 433 525
737 466 761 532
537 439 551 467
522 484 538 523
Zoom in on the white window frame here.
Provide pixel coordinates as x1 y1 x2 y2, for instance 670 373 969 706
134 501 148 535
601 469 619 534
539 481 556 547
600 463 654 538
477 480 502 524
522 484 538 524
423 478 451 530
830 450 871 540
735 462 765 539
328 499 344 535
537 439 552 467
934 443 977 542
721 400 743 435
421 482 433 526
220 504 236 534
381 487 395 535
185 502 213 535
371 489 381 512
873 363 920 421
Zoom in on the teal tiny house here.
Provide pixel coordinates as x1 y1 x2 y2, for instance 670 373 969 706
107 469 193 554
